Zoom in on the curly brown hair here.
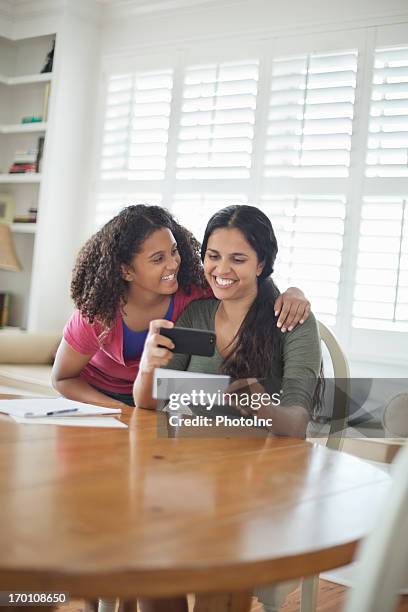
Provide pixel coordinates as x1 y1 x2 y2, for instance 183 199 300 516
71 205 206 328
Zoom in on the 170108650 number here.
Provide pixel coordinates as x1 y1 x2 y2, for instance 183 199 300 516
0 592 69 606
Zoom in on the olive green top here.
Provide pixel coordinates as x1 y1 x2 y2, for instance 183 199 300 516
166 299 321 413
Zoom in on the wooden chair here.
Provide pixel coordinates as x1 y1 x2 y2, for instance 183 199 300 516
317 321 350 450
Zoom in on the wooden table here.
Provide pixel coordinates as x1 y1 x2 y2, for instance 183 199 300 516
0 398 391 611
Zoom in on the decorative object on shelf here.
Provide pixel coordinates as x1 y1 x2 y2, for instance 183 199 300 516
0 193 15 224
0 224 22 272
41 38 55 73
0 293 11 327
13 207 37 224
21 116 43 123
9 147 38 174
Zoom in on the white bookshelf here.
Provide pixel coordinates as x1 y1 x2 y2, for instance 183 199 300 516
0 173 42 183
11 223 37 234
0 33 54 328
0 122 47 134
0 3 101 333
0 73 52 85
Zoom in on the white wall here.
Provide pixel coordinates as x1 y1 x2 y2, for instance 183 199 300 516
0 0 13 38
100 0 408 52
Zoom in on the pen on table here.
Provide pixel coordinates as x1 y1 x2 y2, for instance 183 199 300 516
25 409 79 418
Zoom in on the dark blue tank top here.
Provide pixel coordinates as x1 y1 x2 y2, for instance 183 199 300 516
122 297 174 361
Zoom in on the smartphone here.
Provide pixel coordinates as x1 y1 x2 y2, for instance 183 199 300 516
159 326 216 357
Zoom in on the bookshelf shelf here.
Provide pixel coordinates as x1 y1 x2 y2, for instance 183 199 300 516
0 122 47 134
0 173 42 183
11 223 37 234
0 73 53 85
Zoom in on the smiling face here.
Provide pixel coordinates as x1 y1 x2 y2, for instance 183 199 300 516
203 227 264 302
122 227 181 296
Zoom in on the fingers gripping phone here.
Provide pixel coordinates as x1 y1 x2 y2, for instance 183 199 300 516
159 327 216 357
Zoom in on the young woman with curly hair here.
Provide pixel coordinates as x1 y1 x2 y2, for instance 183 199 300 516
52 204 310 408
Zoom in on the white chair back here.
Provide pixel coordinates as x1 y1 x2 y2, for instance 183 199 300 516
317 321 350 450
344 443 408 612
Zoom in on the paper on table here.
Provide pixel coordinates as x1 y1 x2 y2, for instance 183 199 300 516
154 367 230 400
0 397 123 418
11 415 127 428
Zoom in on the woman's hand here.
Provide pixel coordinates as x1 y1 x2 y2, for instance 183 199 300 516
223 378 309 438
223 378 274 430
274 287 311 332
139 319 175 374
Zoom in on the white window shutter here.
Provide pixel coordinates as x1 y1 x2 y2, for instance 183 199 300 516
95 193 163 229
176 60 259 179
352 197 408 331
260 195 347 325
366 46 408 178
172 193 248 242
264 50 358 178
101 70 173 180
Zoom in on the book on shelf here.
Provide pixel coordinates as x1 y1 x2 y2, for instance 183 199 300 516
9 146 39 173
13 148 38 163
0 293 11 327
13 207 37 223
9 163 37 174
36 137 45 173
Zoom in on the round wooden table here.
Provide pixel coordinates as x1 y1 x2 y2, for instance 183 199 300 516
0 402 390 610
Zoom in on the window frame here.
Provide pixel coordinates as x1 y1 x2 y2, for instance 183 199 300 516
92 23 408 369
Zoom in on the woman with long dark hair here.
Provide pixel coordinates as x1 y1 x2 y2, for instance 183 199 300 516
52 204 310 409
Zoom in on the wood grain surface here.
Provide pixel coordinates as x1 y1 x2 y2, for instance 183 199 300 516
0 402 390 600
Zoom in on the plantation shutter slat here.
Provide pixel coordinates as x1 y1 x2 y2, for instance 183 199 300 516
176 60 259 179
172 194 248 241
101 70 173 180
352 197 408 332
260 195 347 326
95 193 162 228
366 46 408 178
264 51 358 178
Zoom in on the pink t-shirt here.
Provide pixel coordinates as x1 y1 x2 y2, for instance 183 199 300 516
63 286 211 394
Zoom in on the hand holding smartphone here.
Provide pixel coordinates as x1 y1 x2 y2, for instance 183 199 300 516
159 326 216 357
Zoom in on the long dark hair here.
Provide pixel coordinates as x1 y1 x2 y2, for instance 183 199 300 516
201 204 323 412
201 205 281 380
71 205 206 328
